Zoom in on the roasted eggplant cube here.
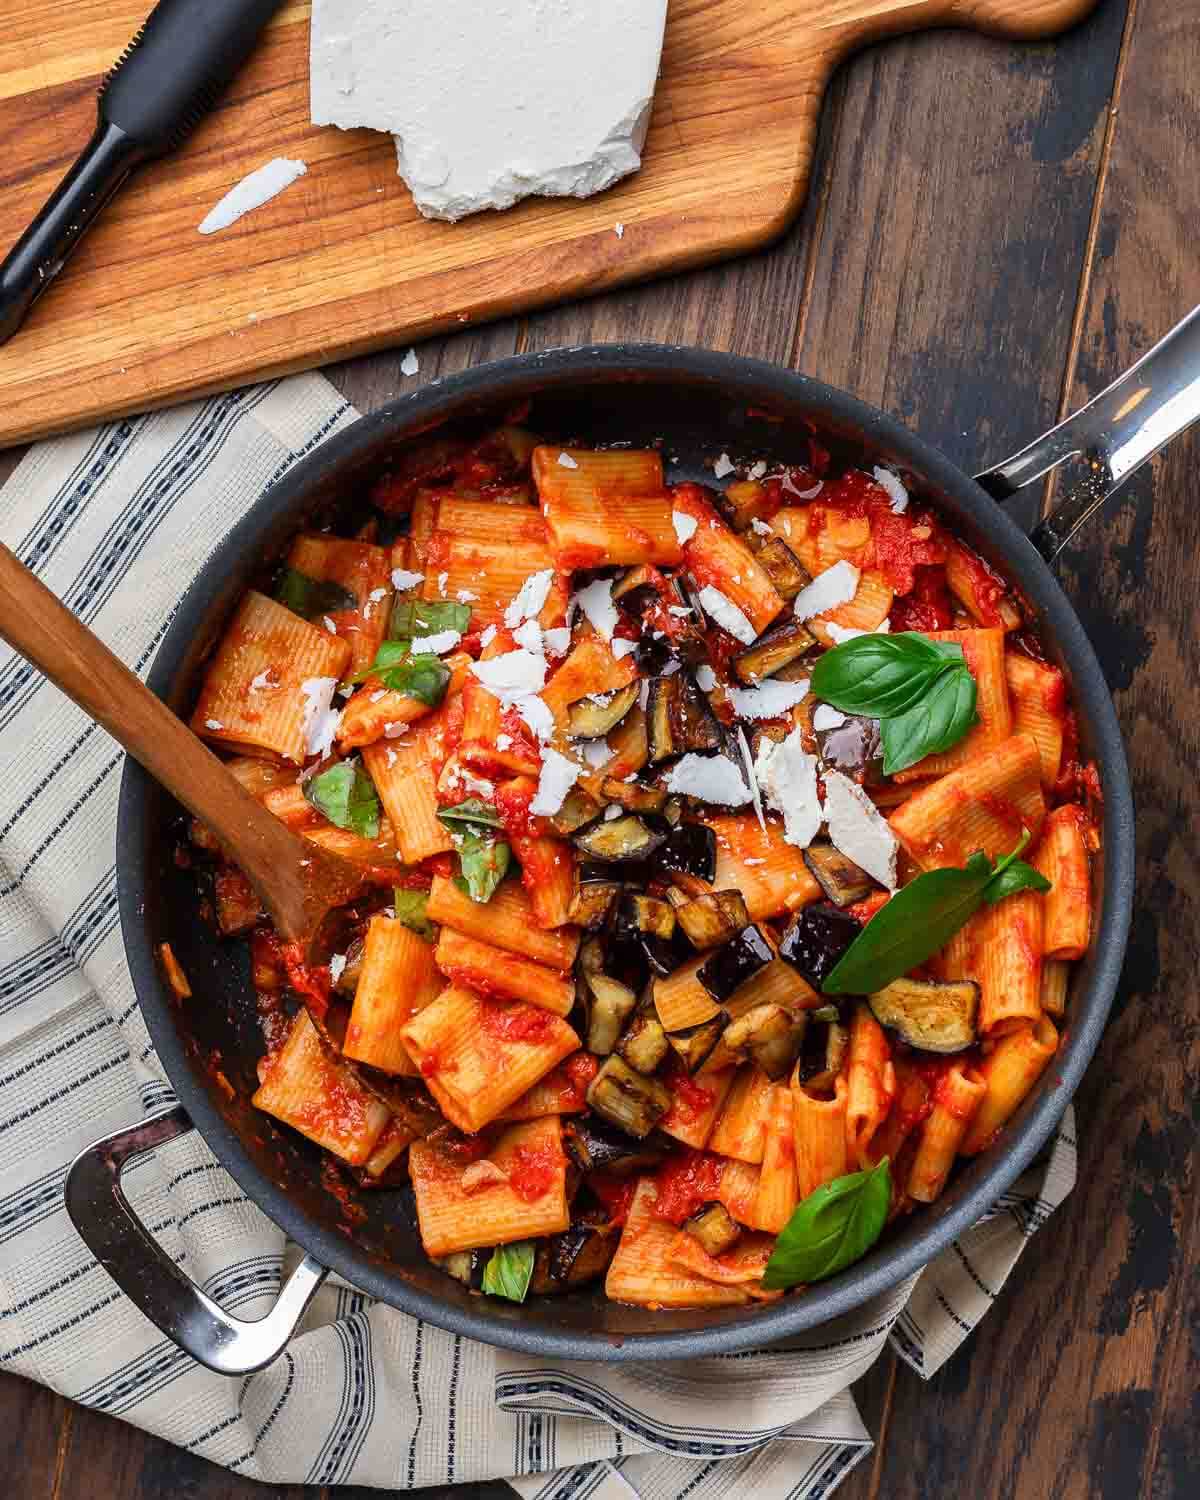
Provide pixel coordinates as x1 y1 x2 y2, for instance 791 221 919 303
563 1116 666 1175
587 1056 672 1138
585 972 639 1055
717 479 771 532
550 786 604 837
617 1006 671 1074
869 977 979 1053
612 563 661 610
779 903 861 990
573 814 665 863
566 682 639 740
802 842 876 907
567 878 621 931
601 776 669 817
697 924 774 1003
657 822 717 882
755 537 813 601
674 890 751 949
795 1019 849 1094
815 713 886 785
623 893 676 940
439 1248 489 1289
647 675 722 762
545 1223 617 1289
723 1003 806 1080
684 1200 743 1257
733 617 817 685
666 1011 728 1074
640 927 695 978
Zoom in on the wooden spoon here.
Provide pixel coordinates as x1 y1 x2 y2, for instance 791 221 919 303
0 543 367 958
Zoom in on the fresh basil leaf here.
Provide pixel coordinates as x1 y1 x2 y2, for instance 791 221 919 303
481 1240 536 1303
458 832 511 903
880 664 978 774
393 889 437 941
303 760 380 838
811 634 963 718
352 639 451 706
348 639 411 685
389 598 471 641
983 859 1051 905
762 1158 891 1288
275 568 359 621
439 798 503 830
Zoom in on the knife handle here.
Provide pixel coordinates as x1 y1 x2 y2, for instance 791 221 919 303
100 0 288 156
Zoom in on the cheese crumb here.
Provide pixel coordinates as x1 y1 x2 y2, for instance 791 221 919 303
323 616 337 634
512 619 544 654
495 733 513 751
793 561 861 622
604 804 624 820
573 577 618 641
249 670 277 693
751 518 773 536
198 158 307 235
412 629 461 655
329 953 348 985
823 769 898 889
873 466 909 513
697 585 756 645
401 348 420 377
471 649 548 699
391 567 424 591
557 451 579 470
812 705 848 732
543 627 572 656
672 511 699 545
748 460 768 480
694 663 717 693
299 677 342 760
205 719 224 731
505 569 556 628
530 748 583 816
783 472 823 500
665 753 752 806
480 625 497 647
713 453 736 479
611 637 638 659
457 589 479 603
436 572 449 595
755 729 822 849
614 222 625 238
580 739 613 769
515 694 554 742
825 619 891 644
727 679 811 720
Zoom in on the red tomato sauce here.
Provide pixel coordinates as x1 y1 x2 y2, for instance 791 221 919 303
590 1172 637 1228
652 1149 726 1225
479 998 557 1046
890 565 954 632
280 942 331 1020
564 1051 600 1103
508 1141 562 1203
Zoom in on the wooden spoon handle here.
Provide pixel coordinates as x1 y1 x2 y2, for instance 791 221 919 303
0 542 307 914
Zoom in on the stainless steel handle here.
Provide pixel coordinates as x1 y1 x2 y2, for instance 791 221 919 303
65 1105 327 1375
975 305 1200 561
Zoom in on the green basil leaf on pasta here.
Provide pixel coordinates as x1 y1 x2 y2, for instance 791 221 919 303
393 889 437 941
438 799 504 831
982 859 1051 905
810 633 962 718
481 1240 536 1303
457 833 511 904
303 760 380 839
762 1159 891 1288
880 663 978 774
351 640 451 706
389 598 471 641
275 568 358 621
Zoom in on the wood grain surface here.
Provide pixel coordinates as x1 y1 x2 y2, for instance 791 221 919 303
0 0 1098 447
1 0 1196 1496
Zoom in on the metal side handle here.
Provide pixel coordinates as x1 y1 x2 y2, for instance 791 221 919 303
975 305 1200 561
65 1105 327 1375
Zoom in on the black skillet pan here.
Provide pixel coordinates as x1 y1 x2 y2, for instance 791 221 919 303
65 309 1200 1372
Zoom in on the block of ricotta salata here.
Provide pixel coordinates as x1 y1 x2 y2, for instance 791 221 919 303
309 0 668 222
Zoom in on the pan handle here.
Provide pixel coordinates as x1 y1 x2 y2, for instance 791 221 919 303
974 304 1200 561
65 1105 327 1375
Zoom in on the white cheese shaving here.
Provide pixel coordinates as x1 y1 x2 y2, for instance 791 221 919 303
198 158 307 235
694 663 717 693
299 677 342 760
734 726 767 833
436 572 449 595
480 624 497 648
457 589 479 602
249 671 277 693
793 561 861 622
543 627 572 657
604 804 624 820
328 953 348 984
512 619 544 655
557 451 579 470
471 649 548 699
727 679 811 720
825 619 892 644
748 460 768 480
495 733 513 751
823 769 898 889
873 466 909 513
783 472 823 500
614 222 625 238
205 719 224 731
310 0 668 222
515 694 554 742
755 729 822 849
661 660 680 676
665 753 752 806
750 518 773 536
573 577 618 641
668 605 691 617
611 637 638 659
401 348 420 377
391 567 424 591
713 453 735 479
672 511 699 545
412 629 461 655
812 705 848 732
370 690 386 703
323 616 337 634
530 748 583 816
579 739 613 769
697 585 756 645
504 569 555 628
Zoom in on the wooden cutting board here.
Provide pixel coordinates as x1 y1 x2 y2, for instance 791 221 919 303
0 0 1096 447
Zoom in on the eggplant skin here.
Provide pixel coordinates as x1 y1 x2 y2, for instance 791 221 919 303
868 977 979 1053
573 814 666 863
657 823 718 882
563 1116 666 1175
697 923 774 1003
779 903 861 990
802 842 875 908
684 1201 742 1257
587 1056 672 1138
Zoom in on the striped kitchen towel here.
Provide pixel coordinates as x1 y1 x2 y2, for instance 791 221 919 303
0 374 1076 1496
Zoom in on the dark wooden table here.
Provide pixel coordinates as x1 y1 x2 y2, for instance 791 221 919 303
3 0 1196 1495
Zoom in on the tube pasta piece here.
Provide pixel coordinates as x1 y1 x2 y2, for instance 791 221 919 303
666 1230 782 1300
671 483 785 635
363 1116 417 1179
845 1003 896 1170
791 1072 849 1199
658 1063 736 1149
261 783 399 866
893 629 1012 781
252 1009 391 1166
1033 804 1092 960
945 540 1023 629
578 705 648 800
961 1016 1060 1154
426 875 579 970
941 889 1043 1037
708 1064 775 1163
806 568 894 648
191 591 352 764
869 1056 932 1167
715 1158 761 1226
361 678 466 863
340 651 473 750
705 814 822 921
539 637 637 728
723 956 821 1018
767 505 872 577
422 536 563 628
510 831 575 929
533 448 682 570
1040 957 1070 1019
406 492 438 570
753 1083 799 1233
434 928 575 1016
435 495 553 545
409 1117 570 1257
907 1062 987 1202
1005 652 1067 788
605 1178 751 1307
497 1058 595 1121
888 734 1046 871
286 533 393 676
399 986 580 1133
344 915 443 1075
653 956 721 1032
